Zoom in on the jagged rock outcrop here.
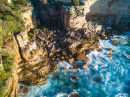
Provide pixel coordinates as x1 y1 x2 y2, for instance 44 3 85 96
16 30 47 65
61 0 130 31
20 7 40 32
18 58 57 85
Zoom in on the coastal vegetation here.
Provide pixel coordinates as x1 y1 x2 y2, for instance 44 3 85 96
0 0 28 96
71 0 80 6
0 52 14 96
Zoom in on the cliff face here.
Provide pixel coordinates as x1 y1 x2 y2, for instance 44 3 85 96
61 0 130 31
1 34 20 97
20 7 40 32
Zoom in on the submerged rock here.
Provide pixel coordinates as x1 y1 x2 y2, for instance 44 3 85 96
112 40 119 45
22 87 29 93
81 62 89 69
73 63 80 69
72 76 78 80
69 92 79 97
69 67 73 70
64 68 67 70
118 37 123 39
67 57 74 63
105 53 113 59
108 48 114 52
97 48 103 52
76 53 89 62
93 76 102 83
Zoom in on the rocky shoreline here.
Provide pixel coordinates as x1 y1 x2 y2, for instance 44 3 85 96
13 0 130 95
0 0 129 96
16 22 116 87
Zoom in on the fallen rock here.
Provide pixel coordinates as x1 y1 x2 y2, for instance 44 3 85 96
108 55 113 59
68 57 74 63
72 76 78 80
102 35 107 40
97 48 103 52
76 53 89 62
93 76 102 83
118 37 123 39
22 87 29 93
69 92 79 97
81 62 89 69
69 67 73 70
73 63 80 69
112 40 119 45
105 53 113 59
49 60 58 72
64 68 67 70
108 35 113 39
108 48 114 52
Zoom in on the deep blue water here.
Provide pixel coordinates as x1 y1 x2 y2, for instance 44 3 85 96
20 32 130 97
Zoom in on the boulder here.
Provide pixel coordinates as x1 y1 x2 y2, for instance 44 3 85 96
72 76 78 80
33 65 50 76
118 37 123 39
108 55 113 59
93 76 102 83
81 62 89 69
69 67 73 70
49 60 58 72
18 70 37 85
22 87 29 93
105 53 113 59
102 35 107 40
81 43 90 51
68 58 74 63
69 92 79 97
108 48 114 52
95 25 102 32
112 40 119 45
64 68 67 70
97 48 103 52
73 63 80 69
76 53 89 62
108 35 113 39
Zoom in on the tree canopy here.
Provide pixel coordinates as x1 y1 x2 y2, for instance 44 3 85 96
71 0 80 6
17 0 28 6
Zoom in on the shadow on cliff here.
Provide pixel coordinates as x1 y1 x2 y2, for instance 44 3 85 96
85 0 130 31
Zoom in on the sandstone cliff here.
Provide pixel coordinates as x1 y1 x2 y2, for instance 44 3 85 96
1 33 20 97
19 7 40 32
61 0 130 31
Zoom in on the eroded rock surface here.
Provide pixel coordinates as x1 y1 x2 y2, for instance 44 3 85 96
18 59 57 85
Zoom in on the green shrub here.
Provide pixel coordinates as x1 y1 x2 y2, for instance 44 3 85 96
2 54 14 72
0 0 8 5
28 32 35 41
4 15 15 21
13 25 23 33
17 0 28 6
71 0 80 6
0 13 4 19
